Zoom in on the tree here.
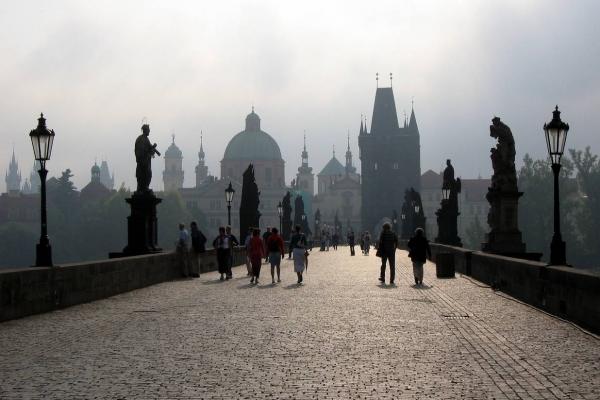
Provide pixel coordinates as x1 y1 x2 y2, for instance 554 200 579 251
0 223 37 268
463 216 486 250
569 147 600 267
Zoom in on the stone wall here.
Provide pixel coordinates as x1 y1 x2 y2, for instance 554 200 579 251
0 248 246 323
425 243 600 334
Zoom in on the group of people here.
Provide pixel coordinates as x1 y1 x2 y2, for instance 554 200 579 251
375 223 432 286
176 221 432 287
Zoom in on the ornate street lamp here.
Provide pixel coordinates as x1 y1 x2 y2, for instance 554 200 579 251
277 201 283 233
29 113 55 267
544 105 569 265
442 187 451 201
225 181 235 226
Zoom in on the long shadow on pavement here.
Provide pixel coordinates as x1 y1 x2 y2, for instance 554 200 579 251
411 284 433 290
284 283 303 290
202 279 227 285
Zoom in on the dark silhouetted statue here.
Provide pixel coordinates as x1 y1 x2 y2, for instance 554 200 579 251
436 159 462 246
482 117 536 259
135 124 160 194
110 123 162 258
282 191 292 241
239 164 261 242
293 195 306 232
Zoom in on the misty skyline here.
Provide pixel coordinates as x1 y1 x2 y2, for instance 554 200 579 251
1 0 599 190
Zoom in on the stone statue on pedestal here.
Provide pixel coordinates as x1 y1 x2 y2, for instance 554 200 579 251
134 124 160 194
436 159 462 246
239 164 261 242
109 123 162 258
482 117 535 258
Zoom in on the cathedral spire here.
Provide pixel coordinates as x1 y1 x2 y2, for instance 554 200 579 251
301 131 309 167
359 115 364 136
5 147 22 193
199 131 205 161
408 102 419 136
345 130 353 174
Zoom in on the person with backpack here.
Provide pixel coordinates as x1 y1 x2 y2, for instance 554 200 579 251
262 227 272 263
266 227 285 284
244 228 253 276
347 229 356 256
290 224 307 284
190 221 206 277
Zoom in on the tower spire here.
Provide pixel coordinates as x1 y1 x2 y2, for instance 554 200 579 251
301 130 309 167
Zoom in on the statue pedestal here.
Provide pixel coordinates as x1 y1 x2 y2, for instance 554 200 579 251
482 189 540 260
109 191 162 258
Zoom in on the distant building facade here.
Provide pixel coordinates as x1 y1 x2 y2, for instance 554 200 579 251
359 86 421 232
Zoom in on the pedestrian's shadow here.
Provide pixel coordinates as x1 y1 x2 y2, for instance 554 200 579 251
377 283 397 289
202 279 226 285
284 283 303 290
411 284 432 290
257 283 277 290
237 283 255 289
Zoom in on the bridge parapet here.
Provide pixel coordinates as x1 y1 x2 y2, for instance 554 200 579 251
401 241 600 334
0 247 247 323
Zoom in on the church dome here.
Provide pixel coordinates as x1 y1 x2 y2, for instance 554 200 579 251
223 109 282 161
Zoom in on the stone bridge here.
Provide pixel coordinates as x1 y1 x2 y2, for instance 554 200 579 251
1 249 599 399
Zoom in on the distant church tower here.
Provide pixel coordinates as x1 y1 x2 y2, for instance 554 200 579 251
99 160 114 190
345 132 357 177
5 149 21 193
296 134 314 196
359 83 421 231
163 135 184 191
195 132 209 187
91 162 101 183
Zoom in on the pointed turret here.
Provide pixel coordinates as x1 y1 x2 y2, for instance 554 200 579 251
345 131 355 175
301 132 309 167
370 87 399 136
196 131 209 187
408 105 419 136
359 116 365 136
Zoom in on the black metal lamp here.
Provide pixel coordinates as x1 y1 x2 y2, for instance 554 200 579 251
225 181 235 226
543 106 569 265
277 201 283 232
29 113 55 267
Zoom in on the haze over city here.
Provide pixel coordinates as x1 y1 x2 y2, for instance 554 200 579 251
1 0 599 189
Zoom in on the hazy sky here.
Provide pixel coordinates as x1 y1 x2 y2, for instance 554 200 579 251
1 0 599 191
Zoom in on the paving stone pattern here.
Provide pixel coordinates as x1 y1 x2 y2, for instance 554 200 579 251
1 249 599 399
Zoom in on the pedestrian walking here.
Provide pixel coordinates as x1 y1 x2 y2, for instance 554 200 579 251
190 221 206 277
176 223 191 277
347 229 356 256
376 223 399 284
332 232 339 250
363 231 371 255
407 227 432 286
212 226 231 280
290 224 307 284
249 228 264 284
225 226 239 279
266 227 285 283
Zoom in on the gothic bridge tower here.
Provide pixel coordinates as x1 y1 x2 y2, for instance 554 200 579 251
358 84 421 232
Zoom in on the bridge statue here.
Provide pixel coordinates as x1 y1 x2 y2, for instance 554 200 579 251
110 123 162 258
482 117 537 259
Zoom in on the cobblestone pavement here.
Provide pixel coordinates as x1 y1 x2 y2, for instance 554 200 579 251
1 249 599 399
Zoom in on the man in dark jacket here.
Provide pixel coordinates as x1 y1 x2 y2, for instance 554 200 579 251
378 223 399 284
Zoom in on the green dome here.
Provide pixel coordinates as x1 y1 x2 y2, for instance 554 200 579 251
223 110 282 161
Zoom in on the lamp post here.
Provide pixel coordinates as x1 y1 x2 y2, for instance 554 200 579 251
544 106 569 265
29 113 55 267
277 201 283 233
392 209 398 235
225 181 235 226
